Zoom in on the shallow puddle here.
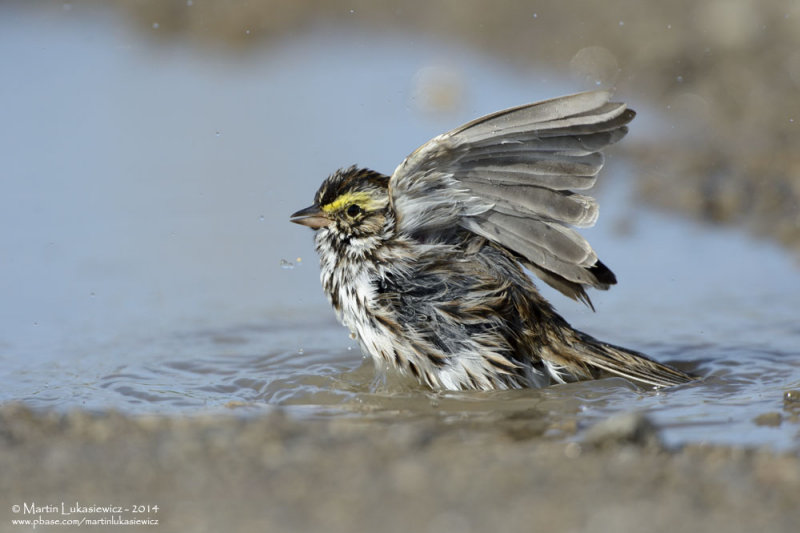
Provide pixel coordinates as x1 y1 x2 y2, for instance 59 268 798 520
2 4 799 451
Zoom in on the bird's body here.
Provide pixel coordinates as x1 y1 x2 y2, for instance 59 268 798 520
292 91 695 390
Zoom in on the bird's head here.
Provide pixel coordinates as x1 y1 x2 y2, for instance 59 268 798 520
290 166 392 240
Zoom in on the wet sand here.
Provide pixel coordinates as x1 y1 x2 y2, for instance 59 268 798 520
1 404 798 532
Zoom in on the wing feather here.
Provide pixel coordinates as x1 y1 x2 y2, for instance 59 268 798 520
456 103 629 145
462 218 606 288
462 181 598 228
461 128 628 159
390 90 635 304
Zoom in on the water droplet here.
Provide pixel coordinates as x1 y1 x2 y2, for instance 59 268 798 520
152 22 159 30
667 24 672 29
280 259 294 270
676 75 684 83
258 215 265 222
215 131 221 137
90 292 96 298
618 20 624 26
245 29 251 35
349 9 355 14
532 13 538 18
186 0 193 6
297 348 304 355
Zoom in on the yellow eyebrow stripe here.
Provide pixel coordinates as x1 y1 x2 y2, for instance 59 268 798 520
320 192 374 213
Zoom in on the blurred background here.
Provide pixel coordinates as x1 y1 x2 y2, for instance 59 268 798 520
1 0 798 420
36 0 800 238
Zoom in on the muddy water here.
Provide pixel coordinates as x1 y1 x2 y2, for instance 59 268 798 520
2 5 799 451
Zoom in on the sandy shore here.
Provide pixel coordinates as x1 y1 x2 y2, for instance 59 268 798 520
1 404 798 533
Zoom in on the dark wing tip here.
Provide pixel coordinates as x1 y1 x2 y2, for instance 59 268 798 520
589 259 617 287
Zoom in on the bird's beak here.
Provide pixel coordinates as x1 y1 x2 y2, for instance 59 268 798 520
290 204 331 229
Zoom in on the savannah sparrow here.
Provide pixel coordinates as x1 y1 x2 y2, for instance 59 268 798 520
291 91 694 390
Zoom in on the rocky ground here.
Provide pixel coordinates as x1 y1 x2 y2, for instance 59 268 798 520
1 405 798 533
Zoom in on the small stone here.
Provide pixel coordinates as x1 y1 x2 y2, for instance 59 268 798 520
753 412 782 427
583 412 662 449
784 390 800 403
564 441 582 458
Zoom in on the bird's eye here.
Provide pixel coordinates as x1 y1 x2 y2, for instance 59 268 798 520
346 204 362 218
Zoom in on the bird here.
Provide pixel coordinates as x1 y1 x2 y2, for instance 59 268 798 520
290 90 695 391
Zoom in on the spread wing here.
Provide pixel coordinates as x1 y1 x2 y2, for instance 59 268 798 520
389 90 635 307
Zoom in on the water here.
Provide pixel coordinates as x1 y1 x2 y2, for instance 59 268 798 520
2 4 799 450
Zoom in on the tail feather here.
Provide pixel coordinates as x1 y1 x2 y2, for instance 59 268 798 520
558 330 696 388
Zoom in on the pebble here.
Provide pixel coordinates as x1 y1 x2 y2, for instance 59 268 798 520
753 412 782 427
583 412 662 449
